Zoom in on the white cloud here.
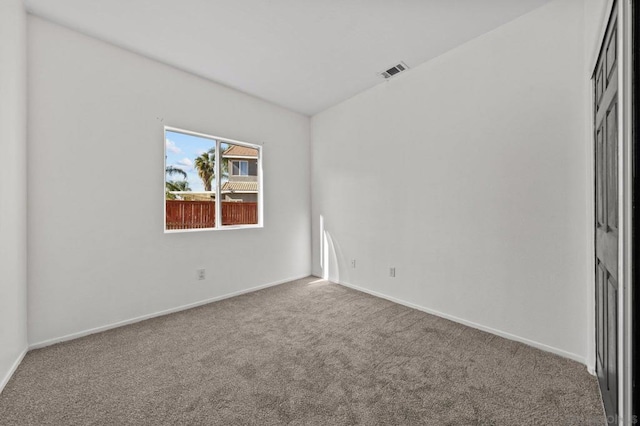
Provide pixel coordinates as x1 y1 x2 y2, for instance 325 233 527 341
165 139 182 154
177 158 193 168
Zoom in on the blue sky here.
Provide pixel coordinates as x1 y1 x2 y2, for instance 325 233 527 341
165 130 217 192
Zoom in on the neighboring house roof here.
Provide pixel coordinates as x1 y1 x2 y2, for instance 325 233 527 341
222 145 258 158
221 181 258 193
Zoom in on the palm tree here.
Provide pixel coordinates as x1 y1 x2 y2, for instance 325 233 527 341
194 149 215 192
165 179 191 200
194 148 229 192
165 166 190 200
166 179 191 192
165 165 187 180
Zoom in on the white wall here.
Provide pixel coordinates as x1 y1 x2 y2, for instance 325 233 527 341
27 17 311 345
0 0 28 391
311 0 606 364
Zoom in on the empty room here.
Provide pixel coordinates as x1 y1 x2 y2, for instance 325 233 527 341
1 0 638 424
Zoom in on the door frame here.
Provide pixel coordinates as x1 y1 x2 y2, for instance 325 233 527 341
620 0 634 423
628 0 638 421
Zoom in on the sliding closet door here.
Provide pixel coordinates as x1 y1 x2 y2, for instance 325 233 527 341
594 3 619 422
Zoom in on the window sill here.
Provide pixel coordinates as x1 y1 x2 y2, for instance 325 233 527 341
164 224 263 234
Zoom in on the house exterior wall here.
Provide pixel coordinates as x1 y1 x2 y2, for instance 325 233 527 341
224 193 258 203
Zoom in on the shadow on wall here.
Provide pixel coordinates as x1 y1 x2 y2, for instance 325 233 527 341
319 215 345 283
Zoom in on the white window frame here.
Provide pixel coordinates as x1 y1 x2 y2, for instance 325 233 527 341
232 160 249 176
164 126 263 233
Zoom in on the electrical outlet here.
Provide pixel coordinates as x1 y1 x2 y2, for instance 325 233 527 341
351 259 356 268
197 268 206 280
389 267 396 278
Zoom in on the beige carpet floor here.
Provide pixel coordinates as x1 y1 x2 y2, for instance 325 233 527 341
0 277 604 425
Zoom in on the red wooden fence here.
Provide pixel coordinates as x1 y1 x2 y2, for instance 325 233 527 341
222 202 258 226
166 200 258 229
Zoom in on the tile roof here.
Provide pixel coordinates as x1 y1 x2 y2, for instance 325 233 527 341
221 181 258 192
222 145 258 158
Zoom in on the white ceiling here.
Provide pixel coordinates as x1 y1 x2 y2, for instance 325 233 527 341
25 0 552 116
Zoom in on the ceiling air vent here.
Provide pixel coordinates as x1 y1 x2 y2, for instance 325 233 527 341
380 62 409 79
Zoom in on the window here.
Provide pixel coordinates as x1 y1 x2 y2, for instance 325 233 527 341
164 126 262 232
232 160 249 176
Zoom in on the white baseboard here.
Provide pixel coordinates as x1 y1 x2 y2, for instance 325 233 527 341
335 279 587 366
29 274 310 350
27 274 587 367
0 347 28 395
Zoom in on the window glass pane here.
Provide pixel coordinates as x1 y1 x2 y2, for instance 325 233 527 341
220 142 259 226
165 130 216 230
